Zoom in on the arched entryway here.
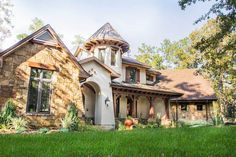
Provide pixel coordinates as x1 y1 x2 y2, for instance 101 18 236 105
81 81 101 125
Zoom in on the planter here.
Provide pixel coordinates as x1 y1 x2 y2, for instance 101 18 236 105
124 119 133 130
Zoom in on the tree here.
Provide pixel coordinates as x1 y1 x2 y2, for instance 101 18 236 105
190 19 236 120
72 34 85 48
135 43 166 69
0 0 13 48
17 17 45 40
159 38 198 69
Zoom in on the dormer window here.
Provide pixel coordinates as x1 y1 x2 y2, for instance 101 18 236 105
126 67 140 83
111 49 117 66
98 48 105 63
146 74 154 82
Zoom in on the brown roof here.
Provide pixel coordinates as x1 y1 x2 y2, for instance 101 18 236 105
79 57 120 78
83 23 129 53
0 24 90 79
111 81 182 97
157 69 217 101
122 56 151 69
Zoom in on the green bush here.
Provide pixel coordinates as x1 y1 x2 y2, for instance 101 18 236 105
37 128 49 134
10 117 27 131
0 99 16 125
61 103 80 131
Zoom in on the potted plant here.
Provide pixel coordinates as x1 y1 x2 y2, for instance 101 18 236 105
124 116 133 130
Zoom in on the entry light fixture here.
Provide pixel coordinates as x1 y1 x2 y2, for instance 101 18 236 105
105 97 110 107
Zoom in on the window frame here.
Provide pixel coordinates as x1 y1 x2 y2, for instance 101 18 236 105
26 68 53 114
180 103 188 111
146 74 154 82
196 104 204 111
126 67 140 83
111 49 117 66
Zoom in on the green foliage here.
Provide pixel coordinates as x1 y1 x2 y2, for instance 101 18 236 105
9 117 27 131
0 99 16 125
1 127 236 156
61 103 80 131
37 128 49 134
17 17 45 40
0 0 13 47
190 19 236 119
159 38 198 69
135 43 166 69
72 34 85 48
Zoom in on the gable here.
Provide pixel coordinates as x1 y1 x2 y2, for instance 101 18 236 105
0 24 89 79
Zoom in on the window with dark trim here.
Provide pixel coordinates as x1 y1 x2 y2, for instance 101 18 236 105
180 103 188 111
146 74 154 81
111 49 117 66
126 67 140 83
196 104 203 111
27 68 53 113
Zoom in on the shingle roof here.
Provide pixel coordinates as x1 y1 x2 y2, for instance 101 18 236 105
84 23 129 52
111 81 182 97
122 56 151 68
157 69 217 101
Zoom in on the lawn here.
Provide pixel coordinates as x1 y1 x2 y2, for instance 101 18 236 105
0 126 236 157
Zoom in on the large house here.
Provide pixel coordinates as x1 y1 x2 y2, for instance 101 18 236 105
0 23 217 129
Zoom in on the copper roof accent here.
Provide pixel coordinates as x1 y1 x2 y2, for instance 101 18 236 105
111 81 183 96
84 23 129 53
122 56 151 69
157 69 217 101
0 24 90 79
79 57 121 78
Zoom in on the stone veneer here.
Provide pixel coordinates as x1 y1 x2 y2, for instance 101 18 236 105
0 42 83 128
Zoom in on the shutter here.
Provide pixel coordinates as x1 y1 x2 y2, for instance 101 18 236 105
126 67 130 82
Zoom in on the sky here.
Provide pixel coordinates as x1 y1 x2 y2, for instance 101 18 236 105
3 0 213 55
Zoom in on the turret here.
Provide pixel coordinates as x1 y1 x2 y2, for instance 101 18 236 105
81 23 129 79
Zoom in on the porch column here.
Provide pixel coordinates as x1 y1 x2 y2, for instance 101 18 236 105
147 96 155 118
164 98 170 119
132 96 139 118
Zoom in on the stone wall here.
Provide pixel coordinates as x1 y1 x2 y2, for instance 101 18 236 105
170 102 214 122
0 42 83 128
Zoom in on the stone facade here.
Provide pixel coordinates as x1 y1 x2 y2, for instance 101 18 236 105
0 42 83 128
170 102 215 122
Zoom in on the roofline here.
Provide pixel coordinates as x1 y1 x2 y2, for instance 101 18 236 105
0 24 90 78
170 98 217 102
79 57 121 78
111 83 183 96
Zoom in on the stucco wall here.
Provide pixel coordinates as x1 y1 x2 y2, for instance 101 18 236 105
137 96 149 118
0 43 83 128
82 85 95 118
153 98 166 118
81 61 115 128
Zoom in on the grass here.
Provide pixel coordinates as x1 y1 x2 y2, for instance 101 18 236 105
0 126 236 157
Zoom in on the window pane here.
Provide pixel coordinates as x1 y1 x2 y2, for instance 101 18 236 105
31 68 41 78
111 50 116 66
27 80 39 112
40 82 51 112
42 70 53 79
130 68 137 83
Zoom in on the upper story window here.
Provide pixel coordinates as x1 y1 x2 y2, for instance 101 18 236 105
98 48 105 63
146 74 154 82
111 49 117 66
27 68 53 114
126 67 140 83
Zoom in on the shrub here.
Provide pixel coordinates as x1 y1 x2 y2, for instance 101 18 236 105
61 103 80 131
0 99 16 125
10 117 27 131
37 128 49 134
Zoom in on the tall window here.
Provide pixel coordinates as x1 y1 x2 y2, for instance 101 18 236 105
27 68 53 113
98 49 105 63
126 67 140 83
111 49 117 66
180 103 188 111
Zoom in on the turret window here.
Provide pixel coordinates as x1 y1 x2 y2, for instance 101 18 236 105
98 48 105 63
111 49 117 66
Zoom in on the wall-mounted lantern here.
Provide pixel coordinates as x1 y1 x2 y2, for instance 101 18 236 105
105 97 110 107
